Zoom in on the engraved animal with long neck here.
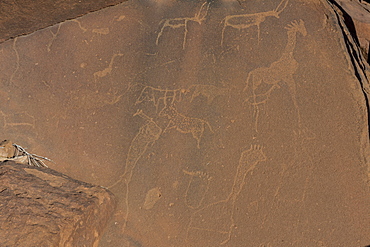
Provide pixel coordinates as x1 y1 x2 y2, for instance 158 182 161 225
159 106 213 149
244 20 307 126
123 109 162 182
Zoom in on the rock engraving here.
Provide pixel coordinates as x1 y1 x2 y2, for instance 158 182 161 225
156 2 210 49
93 53 123 83
183 169 212 209
143 187 162 210
108 110 162 232
187 145 267 245
189 84 229 104
244 20 307 131
159 105 213 149
221 0 289 45
135 86 186 112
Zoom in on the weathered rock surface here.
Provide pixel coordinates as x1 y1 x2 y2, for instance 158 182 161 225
0 0 127 42
334 0 370 60
0 0 369 246
0 161 116 247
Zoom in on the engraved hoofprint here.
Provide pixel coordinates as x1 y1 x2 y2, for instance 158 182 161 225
158 105 213 149
221 0 289 46
156 2 210 49
186 145 267 245
244 20 307 131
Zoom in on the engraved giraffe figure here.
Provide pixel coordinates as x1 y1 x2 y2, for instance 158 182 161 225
156 2 210 49
244 20 307 131
159 105 213 149
124 109 162 182
108 109 162 233
221 0 289 46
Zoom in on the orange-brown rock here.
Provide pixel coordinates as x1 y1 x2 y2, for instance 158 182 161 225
0 0 127 42
0 161 115 247
0 0 369 246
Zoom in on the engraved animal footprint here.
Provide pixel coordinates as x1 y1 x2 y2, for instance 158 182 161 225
187 145 267 245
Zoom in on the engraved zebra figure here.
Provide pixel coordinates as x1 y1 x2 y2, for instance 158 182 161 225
159 106 213 149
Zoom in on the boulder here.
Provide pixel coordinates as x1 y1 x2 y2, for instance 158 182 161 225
0 161 116 247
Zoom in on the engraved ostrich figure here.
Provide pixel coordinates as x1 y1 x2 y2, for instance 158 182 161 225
244 20 307 131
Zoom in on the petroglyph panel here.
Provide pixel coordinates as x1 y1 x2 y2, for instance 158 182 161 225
0 0 368 246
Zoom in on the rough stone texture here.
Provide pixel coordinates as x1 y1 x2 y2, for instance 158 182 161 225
0 0 127 42
0 0 369 246
334 0 370 60
0 161 116 247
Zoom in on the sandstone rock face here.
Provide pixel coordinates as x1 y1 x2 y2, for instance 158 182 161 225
0 161 116 247
0 0 369 246
0 0 127 42
334 0 370 60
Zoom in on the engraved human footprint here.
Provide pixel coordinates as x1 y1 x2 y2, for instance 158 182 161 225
187 145 267 245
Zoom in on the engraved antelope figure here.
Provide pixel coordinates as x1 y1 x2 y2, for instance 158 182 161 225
159 105 213 149
221 0 289 46
156 2 210 49
244 20 307 131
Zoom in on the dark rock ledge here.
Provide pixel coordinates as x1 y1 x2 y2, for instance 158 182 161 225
0 161 116 247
